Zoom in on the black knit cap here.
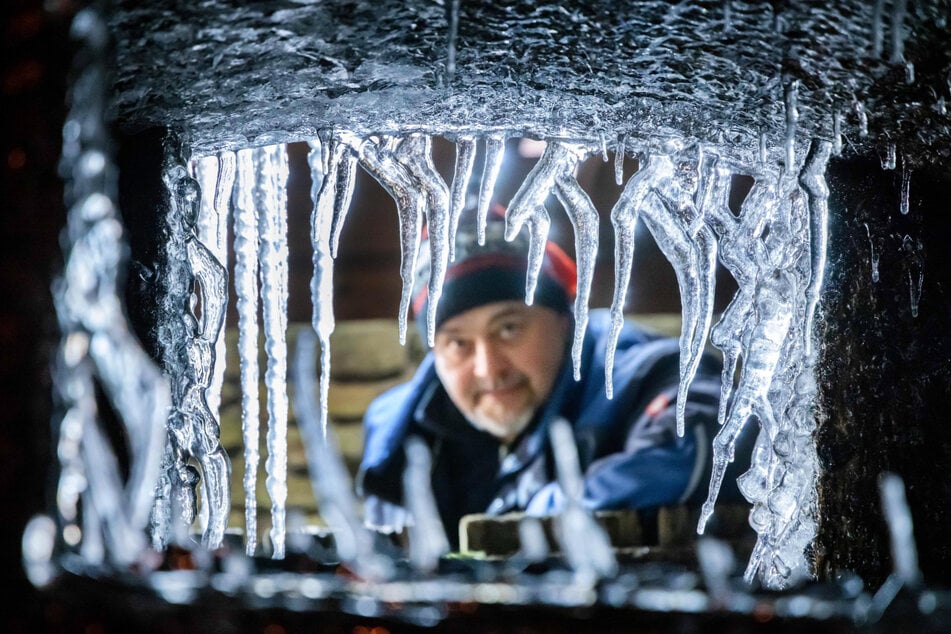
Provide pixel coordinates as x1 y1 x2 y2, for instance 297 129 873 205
412 205 577 344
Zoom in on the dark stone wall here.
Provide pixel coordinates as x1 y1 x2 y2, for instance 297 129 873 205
815 157 951 588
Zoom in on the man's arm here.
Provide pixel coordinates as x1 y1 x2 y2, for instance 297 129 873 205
525 366 721 516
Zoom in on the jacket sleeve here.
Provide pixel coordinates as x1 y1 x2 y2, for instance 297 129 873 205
525 370 721 517
580 388 716 510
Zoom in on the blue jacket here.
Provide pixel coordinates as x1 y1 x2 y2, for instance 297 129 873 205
357 309 746 546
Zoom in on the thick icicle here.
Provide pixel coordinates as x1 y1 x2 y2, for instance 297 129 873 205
606 157 656 398
614 135 626 186
553 165 599 380
306 137 337 438
342 134 425 344
183 216 231 548
160 146 232 550
255 144 290 559
799 140 832 357
701 159 819 588
233 149 261 555
291 329 393 581
505 140 586 304
195 152 235 417
395 135 451 346
448 135 477 262
548 418 618 582
477 134 506 244
640 153 718 437
403 437 450 573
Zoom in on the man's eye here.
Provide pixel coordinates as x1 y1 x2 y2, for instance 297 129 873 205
498 321 523 339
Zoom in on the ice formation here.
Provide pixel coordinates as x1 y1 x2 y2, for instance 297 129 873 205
38 4 864 591
24 7 169 580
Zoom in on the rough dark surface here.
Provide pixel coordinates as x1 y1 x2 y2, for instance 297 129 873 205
815 157 951 589
110 0 951 165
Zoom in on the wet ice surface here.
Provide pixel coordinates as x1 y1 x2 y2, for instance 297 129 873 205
110 1 951 167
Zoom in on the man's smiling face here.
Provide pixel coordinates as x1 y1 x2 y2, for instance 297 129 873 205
432 300 568 443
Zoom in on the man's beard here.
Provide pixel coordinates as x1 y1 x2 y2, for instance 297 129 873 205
466 406 535 445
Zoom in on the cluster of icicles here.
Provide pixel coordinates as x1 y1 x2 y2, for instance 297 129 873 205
143 129 830 589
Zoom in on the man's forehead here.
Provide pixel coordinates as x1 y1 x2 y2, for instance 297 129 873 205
437 300 531 333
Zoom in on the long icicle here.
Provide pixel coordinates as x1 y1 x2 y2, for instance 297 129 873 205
798 140 832 357
233 148 261 556
606 156 656 398
342 134 425 344
307 136 344 438
448 135 477 262
640 153 718 437
255 144 290 559
396 135 451 346
553 165 599 380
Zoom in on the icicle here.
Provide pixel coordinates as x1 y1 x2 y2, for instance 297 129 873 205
306 137 337 438
291 329 393 580
395 135 451 347
233 148 261 556
879 473 922 587
255 144 290 560
855 101 869 137
208 153 234 416
799 140 832 358
183 215 231 548
505 140 585 304
403 437 450 573
330 151 357 259
599 131 609 162
548 418 618 582
865 224 881 283
890 0 908 64
448 135 477 261
905 62 915 84
784 80 799 171
614 135 626 186
342 134 425 345
606 157 655 399
477 134 506 244
904 235 924 317
900 158 912 214
553 166 599 381
882 143 897 170
640 153 719 437
758 130 767 165
832 110 843 156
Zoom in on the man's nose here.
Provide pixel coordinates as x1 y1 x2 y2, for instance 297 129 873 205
472 338 507 379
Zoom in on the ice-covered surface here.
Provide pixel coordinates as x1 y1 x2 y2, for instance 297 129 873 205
110 1 951 165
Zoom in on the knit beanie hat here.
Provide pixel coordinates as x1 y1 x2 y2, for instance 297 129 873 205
412 204 577 343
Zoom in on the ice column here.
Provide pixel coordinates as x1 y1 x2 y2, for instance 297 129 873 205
255 145 291 559
233 149 261 555
192 153 235 416
26 5 169 579
698 143 829 589
158 144 232 549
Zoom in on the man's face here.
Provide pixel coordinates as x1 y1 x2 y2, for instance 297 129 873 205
432 300 569 443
